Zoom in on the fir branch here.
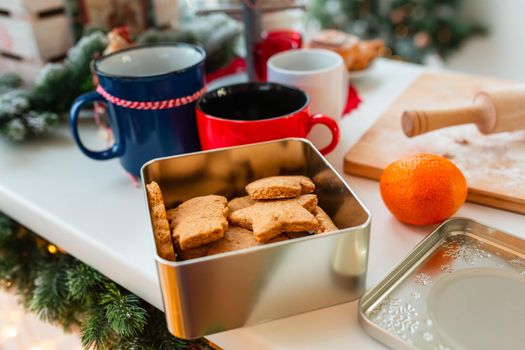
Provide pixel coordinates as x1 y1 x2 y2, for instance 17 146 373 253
0 214 15 244
0 14 241 142
30 257 74 323
0 73 22 94
24 111 60 134
31 31 108 113
0 73 22 87
99 282 148 338
138 13 242 72
81 305 113 349
1 203 209 350
141 307 205 350
67 261 106 303
114 336 156 350
0 84 60 141
0 226 44 300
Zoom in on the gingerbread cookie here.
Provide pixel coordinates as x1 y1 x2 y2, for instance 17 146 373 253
285 231 312 239
313 206 338 234
170 195 229 250
246 175 315 200
146 182 176 260
294 194 318 213
207 226 260 256
267 234 290 243
166 208 177 234
229 194 319 243
228 196 256 213
179 227 289 260
178 244 210 261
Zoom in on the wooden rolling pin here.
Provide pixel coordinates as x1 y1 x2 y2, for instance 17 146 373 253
402 84 525 137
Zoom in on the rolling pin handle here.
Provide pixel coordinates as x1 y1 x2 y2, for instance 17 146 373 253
402 104 484 137
402 110 426 137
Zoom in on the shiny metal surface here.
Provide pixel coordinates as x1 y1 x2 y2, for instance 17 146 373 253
141 138 371 339
359 218 525 350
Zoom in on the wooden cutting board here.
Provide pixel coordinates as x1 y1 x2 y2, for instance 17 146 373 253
344 72 525 214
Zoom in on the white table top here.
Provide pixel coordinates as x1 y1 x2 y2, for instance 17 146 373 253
1 59 524 349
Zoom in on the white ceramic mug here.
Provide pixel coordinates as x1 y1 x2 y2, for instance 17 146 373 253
267 49 347 150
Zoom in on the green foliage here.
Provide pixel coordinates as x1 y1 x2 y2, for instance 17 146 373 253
0 13 241 142
0 73 23 94
31 31 109 113
0 226 46 299
81 305 113 349
67 261 106 303
0 215 14 244
0 212 206 349
100 283 148 337
30 258 83 330
310 0 485 63
27 15 241 116
0 79 59 141
0 31 106 141
138 14 242 72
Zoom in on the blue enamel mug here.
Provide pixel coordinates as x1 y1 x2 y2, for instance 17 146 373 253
69 43 206 176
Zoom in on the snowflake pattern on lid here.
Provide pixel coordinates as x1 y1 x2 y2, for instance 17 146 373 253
422 331 434 342
439 264 454 273
442 234 491 265
366 229 523 349
414 273 432 286
369 296 420 336
436 345 451 350
509 257 525 275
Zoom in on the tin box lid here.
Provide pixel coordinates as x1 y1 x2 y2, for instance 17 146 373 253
359 218 525 350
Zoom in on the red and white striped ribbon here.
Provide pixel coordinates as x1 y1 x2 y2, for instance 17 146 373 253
96 85 207 110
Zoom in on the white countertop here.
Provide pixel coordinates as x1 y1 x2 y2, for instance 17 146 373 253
1 59 524 349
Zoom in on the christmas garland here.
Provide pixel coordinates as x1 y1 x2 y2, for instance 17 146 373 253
0 31 107 141
0 14 241 142
0 74 60 141
0 211 212 349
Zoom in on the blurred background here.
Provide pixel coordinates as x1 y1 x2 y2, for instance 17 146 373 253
2 0 524 83
445 0 524 80
2 0 522 142
0 0 523 349
309 0 524 80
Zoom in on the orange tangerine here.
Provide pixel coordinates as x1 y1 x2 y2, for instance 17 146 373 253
380 153 467 226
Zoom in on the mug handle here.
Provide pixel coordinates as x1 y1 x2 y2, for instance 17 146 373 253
306 114 340 155
69 91 124 160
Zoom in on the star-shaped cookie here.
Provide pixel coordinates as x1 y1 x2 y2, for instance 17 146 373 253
227 195 256 213
313 206 338 234
229 194 319 243
246 175 315 199
178 226 289 260
168 195 228 250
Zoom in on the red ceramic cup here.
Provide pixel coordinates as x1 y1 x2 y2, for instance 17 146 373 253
196 82 340 155
253 30 302 81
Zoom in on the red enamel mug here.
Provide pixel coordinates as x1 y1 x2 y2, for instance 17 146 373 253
196 82 340 155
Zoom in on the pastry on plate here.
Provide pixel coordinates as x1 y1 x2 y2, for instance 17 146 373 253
309 29 384 71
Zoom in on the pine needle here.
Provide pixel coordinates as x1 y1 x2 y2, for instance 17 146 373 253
99 283 148 337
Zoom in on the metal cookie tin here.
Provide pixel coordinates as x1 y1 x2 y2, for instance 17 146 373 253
359 218 525 350
141 138 371 339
